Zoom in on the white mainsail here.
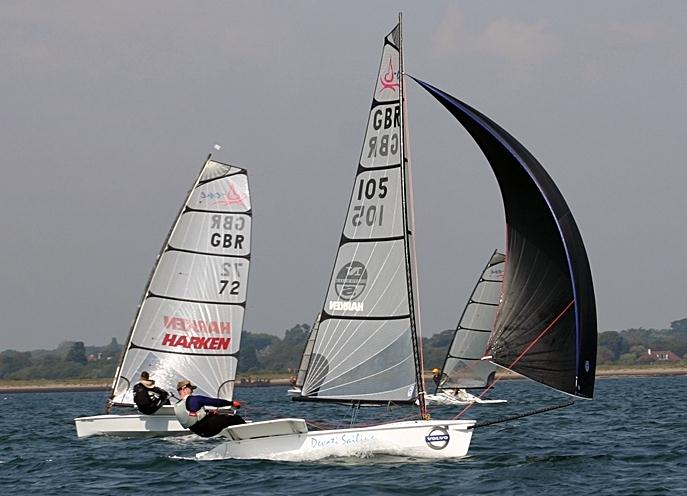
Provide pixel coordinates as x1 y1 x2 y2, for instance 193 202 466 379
438 250 504 391
298 22 423 405
294 313 320 390
110 158 251 406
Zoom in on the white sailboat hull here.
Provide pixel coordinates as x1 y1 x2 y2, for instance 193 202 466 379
74 406 187 438
196 418 475 461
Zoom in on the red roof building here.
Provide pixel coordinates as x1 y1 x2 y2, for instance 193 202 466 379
641 348 681 363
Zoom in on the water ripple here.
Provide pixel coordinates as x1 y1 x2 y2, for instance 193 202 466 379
0 376 685 494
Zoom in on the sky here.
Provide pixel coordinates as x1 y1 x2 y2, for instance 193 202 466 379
1 1 686 351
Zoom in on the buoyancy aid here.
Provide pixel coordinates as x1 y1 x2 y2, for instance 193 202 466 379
173 397 208 428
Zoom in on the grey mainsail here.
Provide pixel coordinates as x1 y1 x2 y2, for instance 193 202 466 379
436 251 504 392
298 20 423 406
109 158 251 407
294 313 320 390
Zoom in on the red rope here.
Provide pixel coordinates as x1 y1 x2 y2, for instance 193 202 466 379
453 299 575 419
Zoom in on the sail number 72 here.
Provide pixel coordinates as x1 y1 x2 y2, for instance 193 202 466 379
219 261 243 295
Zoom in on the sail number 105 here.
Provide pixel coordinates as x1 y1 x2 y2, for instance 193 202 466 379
352 177 388 227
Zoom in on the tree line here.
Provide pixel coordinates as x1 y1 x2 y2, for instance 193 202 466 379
2 318 686 381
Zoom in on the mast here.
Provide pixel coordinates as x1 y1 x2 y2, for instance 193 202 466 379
397 13 427 418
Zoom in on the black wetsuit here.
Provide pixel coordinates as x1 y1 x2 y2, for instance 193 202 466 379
185 395 245 437
133 383 170 414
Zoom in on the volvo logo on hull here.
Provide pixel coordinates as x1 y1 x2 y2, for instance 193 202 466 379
425 426 450 450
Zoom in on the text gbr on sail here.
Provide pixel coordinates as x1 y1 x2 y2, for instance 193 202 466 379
367 104 400 158
210 214 245 249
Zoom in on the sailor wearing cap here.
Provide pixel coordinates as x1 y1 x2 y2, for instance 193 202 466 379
173 379 244 437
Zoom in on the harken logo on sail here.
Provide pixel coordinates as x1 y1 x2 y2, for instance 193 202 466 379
425 426 450 450
334 261 368 301
379 56 400 93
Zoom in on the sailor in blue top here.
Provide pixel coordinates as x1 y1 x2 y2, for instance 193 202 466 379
173 379 245 437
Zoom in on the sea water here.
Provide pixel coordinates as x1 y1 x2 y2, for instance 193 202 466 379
0 375 685 495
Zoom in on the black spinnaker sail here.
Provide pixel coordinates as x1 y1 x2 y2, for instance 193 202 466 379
413 78 596 399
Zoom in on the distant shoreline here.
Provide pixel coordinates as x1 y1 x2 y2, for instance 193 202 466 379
1 366 685 394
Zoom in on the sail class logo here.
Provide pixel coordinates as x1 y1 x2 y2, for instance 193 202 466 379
425 426 450 450
487 267 504 278
379 56 400 93
211 182 246 207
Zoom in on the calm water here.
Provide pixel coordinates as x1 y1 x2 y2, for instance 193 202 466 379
1 376 685 495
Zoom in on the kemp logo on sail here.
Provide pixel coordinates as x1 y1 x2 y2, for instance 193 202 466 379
329 261 367 312
425 426 450 450
334 261 367 301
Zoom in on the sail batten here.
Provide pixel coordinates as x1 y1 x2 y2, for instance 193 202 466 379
412 77 596 399
110 158 251 405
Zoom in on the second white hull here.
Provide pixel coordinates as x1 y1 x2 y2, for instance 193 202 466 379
196 418 475 461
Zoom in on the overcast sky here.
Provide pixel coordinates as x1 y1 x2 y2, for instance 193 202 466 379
1 1 685 351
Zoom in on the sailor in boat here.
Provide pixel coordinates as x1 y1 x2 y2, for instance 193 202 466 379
132 371 170 415
432 368 444 387
173 379 245 437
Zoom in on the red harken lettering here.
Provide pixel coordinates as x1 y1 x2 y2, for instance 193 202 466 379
161 333 231 350
163 316 231 334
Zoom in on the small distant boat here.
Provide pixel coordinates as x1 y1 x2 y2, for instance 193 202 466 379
426 251 507 406
287 313 320 397
196 14 596 461
74 156 252 437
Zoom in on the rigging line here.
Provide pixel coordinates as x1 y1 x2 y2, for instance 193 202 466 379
468 399 575 430
454 298 575 420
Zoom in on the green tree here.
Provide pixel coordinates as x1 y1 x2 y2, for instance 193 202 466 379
239 331 279 372
259 324 310 372
0 350 33 378
598 331 627 360
596 346 615 364
102 337 121 356
238 346 259 372
64 341 87 365
618 352 637 365
670 318 687 332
